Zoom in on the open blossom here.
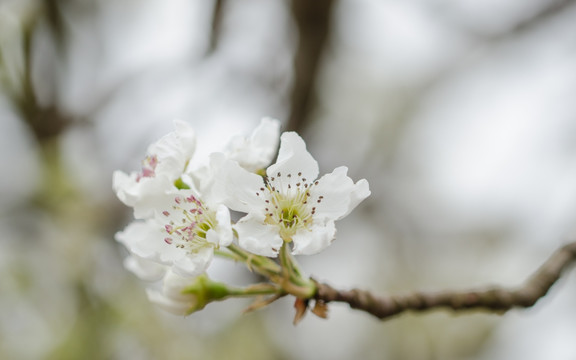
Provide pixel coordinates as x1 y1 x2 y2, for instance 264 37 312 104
116 189 232 278
113 120 196 219
216 132 370 257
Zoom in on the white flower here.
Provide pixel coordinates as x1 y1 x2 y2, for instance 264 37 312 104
190 118 281 199
146 270 200 315
216 132 370 257
115 189 233 278
113 120 196 219
225 117 281 172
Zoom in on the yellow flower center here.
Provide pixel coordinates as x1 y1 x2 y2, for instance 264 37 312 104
256 171 323 242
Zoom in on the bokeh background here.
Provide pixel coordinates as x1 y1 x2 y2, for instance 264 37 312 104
2 0 576 359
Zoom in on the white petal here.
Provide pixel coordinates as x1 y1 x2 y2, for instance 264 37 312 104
311 166 370 221
226 117 281 172
123 255 167 281
267 132 319 192
235 214 283 257
162 269 197 300
113 171 177 219
291 220 336 255
341 178 370 218
172 119 197 156
115 220 183 264
149 120 196 178
146 287 196 316
172 247 213 278
205 204 233 247
212 154 265 213
112 170 138 205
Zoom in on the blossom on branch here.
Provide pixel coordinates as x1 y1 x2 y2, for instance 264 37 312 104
113 120 196 219
113 117 371 317
116 189 232 278
216 132 370 257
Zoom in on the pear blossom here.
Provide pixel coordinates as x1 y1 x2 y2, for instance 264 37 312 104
115 189 233 278
146 270 202 315
216 132 370 257
113 120 196 219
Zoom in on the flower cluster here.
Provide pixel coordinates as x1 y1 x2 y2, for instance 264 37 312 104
114 118 370 316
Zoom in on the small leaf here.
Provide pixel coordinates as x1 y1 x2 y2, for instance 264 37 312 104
311 300 328 319
293 298 308 325
243 294 283 314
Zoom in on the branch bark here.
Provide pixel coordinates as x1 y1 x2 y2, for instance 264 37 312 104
314 241 576 320
287 0 335 133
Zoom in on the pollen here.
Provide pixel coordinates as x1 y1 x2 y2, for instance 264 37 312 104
262 171 325 242
162 195 217 253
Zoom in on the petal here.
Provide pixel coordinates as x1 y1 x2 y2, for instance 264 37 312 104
112 170 138 205
211 153 265 213
148 119 196 178
146 288 196 316
162 269 198 300
172 247 213 277
113 171 177 219
291 220 336 255
311 166 370 221
205 204 233 247
115 220 182 264
249 118 281 158
226 117 281 172
341 178 370 218
235 214 283 257
172 119 197 156
123 255 167 282
267 132 319 192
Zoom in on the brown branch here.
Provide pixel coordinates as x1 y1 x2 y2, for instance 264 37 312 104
314 241 576 320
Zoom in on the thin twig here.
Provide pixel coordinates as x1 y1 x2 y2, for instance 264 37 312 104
314 241 576 320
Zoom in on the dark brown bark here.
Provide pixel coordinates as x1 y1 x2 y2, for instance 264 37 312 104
287 0 335 132
314 241 576 320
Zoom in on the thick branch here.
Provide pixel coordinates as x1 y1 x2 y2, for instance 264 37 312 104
287 0 334 133
314 241 576 320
